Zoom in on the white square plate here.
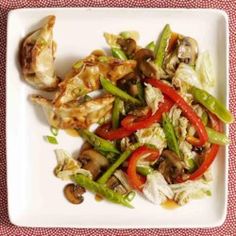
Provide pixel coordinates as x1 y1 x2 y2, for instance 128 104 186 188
6 8 229 228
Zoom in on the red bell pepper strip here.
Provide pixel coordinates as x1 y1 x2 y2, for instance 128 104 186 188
145 78 208 147
188 144 219 180
127 146 160 191
179 113 221 182
96 123 134 141
189 114 221 180
121 97 174 131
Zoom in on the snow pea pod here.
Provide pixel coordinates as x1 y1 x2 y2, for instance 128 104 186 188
100 76 142 105
111 48 127 60
72 174 133 208
206 127 230 145
112 97 123 129
190 86 234 124
146 41 155 52
136 166 153 176
77 129 120 154
154 24 172 68
162 113 181 157
97 143 141 184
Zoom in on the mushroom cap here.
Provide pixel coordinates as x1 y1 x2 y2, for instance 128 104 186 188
177 37 198 65
78 149 109 179
64 183 85 204
134 49 156 77
117 38 137 57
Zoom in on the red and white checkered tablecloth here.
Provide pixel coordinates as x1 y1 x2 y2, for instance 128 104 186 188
1 0 236 235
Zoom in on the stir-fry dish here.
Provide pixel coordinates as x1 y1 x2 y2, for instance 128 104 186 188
19 16 234 208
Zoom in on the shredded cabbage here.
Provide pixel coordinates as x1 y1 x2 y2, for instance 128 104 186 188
144 83 164 114
195 51 215 89
179 141 197 171
103 32 121 48
54 149 92 180
168 106 189 141
172 63 201 92
119 31 139 41
170 180 211 205
143 171 174 204
120 137 131 152
136 123 167 152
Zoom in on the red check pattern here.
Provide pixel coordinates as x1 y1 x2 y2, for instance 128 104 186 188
1 0 236 235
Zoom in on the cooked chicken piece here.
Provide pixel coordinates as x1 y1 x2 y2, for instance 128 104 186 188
53 54 136 107
19 15 59 90
31 94 114 129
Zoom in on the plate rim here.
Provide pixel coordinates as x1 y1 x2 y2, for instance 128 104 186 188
6 7 229 228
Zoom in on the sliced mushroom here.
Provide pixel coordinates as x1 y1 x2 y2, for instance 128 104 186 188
134 49 156 77
164 52 180 76
157 150 185 184
78 149 109 180
177 37 198 65
116 72 141 97
117 38 137 57
80 142 92 153
64 183 85 204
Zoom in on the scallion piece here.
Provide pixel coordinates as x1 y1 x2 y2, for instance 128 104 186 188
50 126 59 136
44 135 58 144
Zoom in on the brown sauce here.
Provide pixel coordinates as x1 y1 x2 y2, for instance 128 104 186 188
95 194 103 202
161 199 179 210
64 129 80 137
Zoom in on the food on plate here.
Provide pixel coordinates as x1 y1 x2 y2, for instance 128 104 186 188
21 17 233 208
19 15 59 90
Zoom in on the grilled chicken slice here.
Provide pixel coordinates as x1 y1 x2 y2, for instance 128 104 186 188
30 94 114 129
19 15 59 91
53 54 136 107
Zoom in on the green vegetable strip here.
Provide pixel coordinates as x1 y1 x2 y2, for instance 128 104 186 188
201 110 208 126
119 31 139 40
73 174 133 208
154 24 172 68
190 86 234 124
44 135 58 144
50 126 58 136
136 80 145 104
136 166 153 176
112 97 122 129
97 143 141 184
146 41 155 52
77 129 120 154
100 76 141 105
162 113 181 157
124 191 136 202
111 48 127 60
206 127 230 145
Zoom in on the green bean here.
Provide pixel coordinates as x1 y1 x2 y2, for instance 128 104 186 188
136 80 145 104
111 48 127 60
162 113 181 157
72 174 133 208
77 129 120 154
97 143 141 184
186 158 197 172
112 97 123 129
146 41 155 52
154 24 172 68
100 76 142 105
124 191 136 202
206 127 230 145
201 110 208 126
136 166 153 176
190 86 234 124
